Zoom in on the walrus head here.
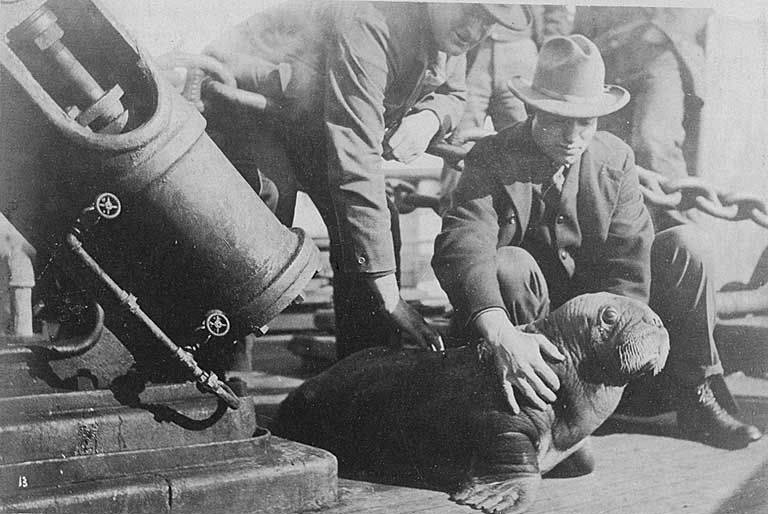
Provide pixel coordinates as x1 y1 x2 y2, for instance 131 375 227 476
531 293 670 386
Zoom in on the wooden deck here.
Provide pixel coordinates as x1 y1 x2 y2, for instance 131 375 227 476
235 333 768 514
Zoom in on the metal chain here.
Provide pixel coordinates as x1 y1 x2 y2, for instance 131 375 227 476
636 167 768 229
422 143 768 229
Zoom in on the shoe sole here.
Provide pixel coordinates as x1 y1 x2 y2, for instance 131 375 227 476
609 411 677 425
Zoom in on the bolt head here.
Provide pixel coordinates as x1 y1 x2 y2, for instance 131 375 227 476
33 24 63 51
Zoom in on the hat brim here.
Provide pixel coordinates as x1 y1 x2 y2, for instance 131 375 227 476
508 77 630 118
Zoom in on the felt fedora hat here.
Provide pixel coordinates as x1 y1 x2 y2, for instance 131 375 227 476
480 4 532 31
508 35 629 118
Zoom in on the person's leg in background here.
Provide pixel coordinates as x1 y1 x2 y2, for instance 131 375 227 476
208 120 298 224
649 224 762 448
439 36 537 213
438 41 493 213
487 37 538 131
599 33 689 231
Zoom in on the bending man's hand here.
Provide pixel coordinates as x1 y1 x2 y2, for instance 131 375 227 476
475 310 565 414
367 274 444 352
385 110 440 164
447 126 496 146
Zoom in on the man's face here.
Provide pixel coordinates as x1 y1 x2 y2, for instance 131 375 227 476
531 111 598 166
427 4 496 56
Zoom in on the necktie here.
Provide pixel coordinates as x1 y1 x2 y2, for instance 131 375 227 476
551 165 567 193
542 164 567 199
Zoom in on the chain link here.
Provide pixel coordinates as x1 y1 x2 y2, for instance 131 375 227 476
637 167 768 229
424 143 768 229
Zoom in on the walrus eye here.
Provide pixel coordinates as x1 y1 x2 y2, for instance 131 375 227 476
601 307 619 325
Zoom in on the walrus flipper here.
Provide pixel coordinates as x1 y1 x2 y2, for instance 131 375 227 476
452 430 541 514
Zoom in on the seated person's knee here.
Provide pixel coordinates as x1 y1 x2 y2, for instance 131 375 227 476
496 247 541 290
653 224 715 270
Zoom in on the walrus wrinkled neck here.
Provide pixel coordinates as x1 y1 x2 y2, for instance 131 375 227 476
526 306 590 365
526 308 624 451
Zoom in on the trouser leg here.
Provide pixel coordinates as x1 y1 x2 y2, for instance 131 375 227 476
600 41 690 231
495 246 551 325
649 225 723 385
439 42 493 212
488 37 538 130
651 230 762 448
457 41 494 135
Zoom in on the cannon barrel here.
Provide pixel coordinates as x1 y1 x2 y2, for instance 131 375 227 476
1 0 320 346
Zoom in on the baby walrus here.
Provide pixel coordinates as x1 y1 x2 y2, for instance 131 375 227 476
275 292 670 514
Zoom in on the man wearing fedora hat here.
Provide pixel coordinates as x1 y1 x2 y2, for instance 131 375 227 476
432 35 761 449
204 2 529 359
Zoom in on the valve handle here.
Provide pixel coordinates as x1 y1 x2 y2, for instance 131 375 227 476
94 192 121 220
203 309 230 337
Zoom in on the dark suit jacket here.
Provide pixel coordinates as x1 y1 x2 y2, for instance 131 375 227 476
432 120 654 328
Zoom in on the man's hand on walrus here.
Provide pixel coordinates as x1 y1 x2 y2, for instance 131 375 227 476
387 298 445 353
367 273 444 353
475 310 565 414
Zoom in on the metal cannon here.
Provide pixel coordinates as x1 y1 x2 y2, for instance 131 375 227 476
0 1 336 512
1 1 321 367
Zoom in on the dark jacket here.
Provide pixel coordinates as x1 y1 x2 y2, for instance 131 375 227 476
432 120 654 328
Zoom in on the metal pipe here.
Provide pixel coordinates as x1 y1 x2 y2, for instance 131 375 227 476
5 246 34 336
1 214 36 338
2 213 103 355
0 300 104 359
64 231 241 410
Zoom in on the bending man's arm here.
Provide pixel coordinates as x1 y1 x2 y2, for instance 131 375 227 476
324 13 444 351
324 14 393 275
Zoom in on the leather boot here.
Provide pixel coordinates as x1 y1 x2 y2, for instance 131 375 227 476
676 375 763 449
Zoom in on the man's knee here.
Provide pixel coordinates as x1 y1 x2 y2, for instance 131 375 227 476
651 225 716 296
496 246 549 323
653 224 714 271
497 247 546 296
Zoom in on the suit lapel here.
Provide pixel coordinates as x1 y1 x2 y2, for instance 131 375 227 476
496 122 542 237
575 147 623 240
503 180 532 236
